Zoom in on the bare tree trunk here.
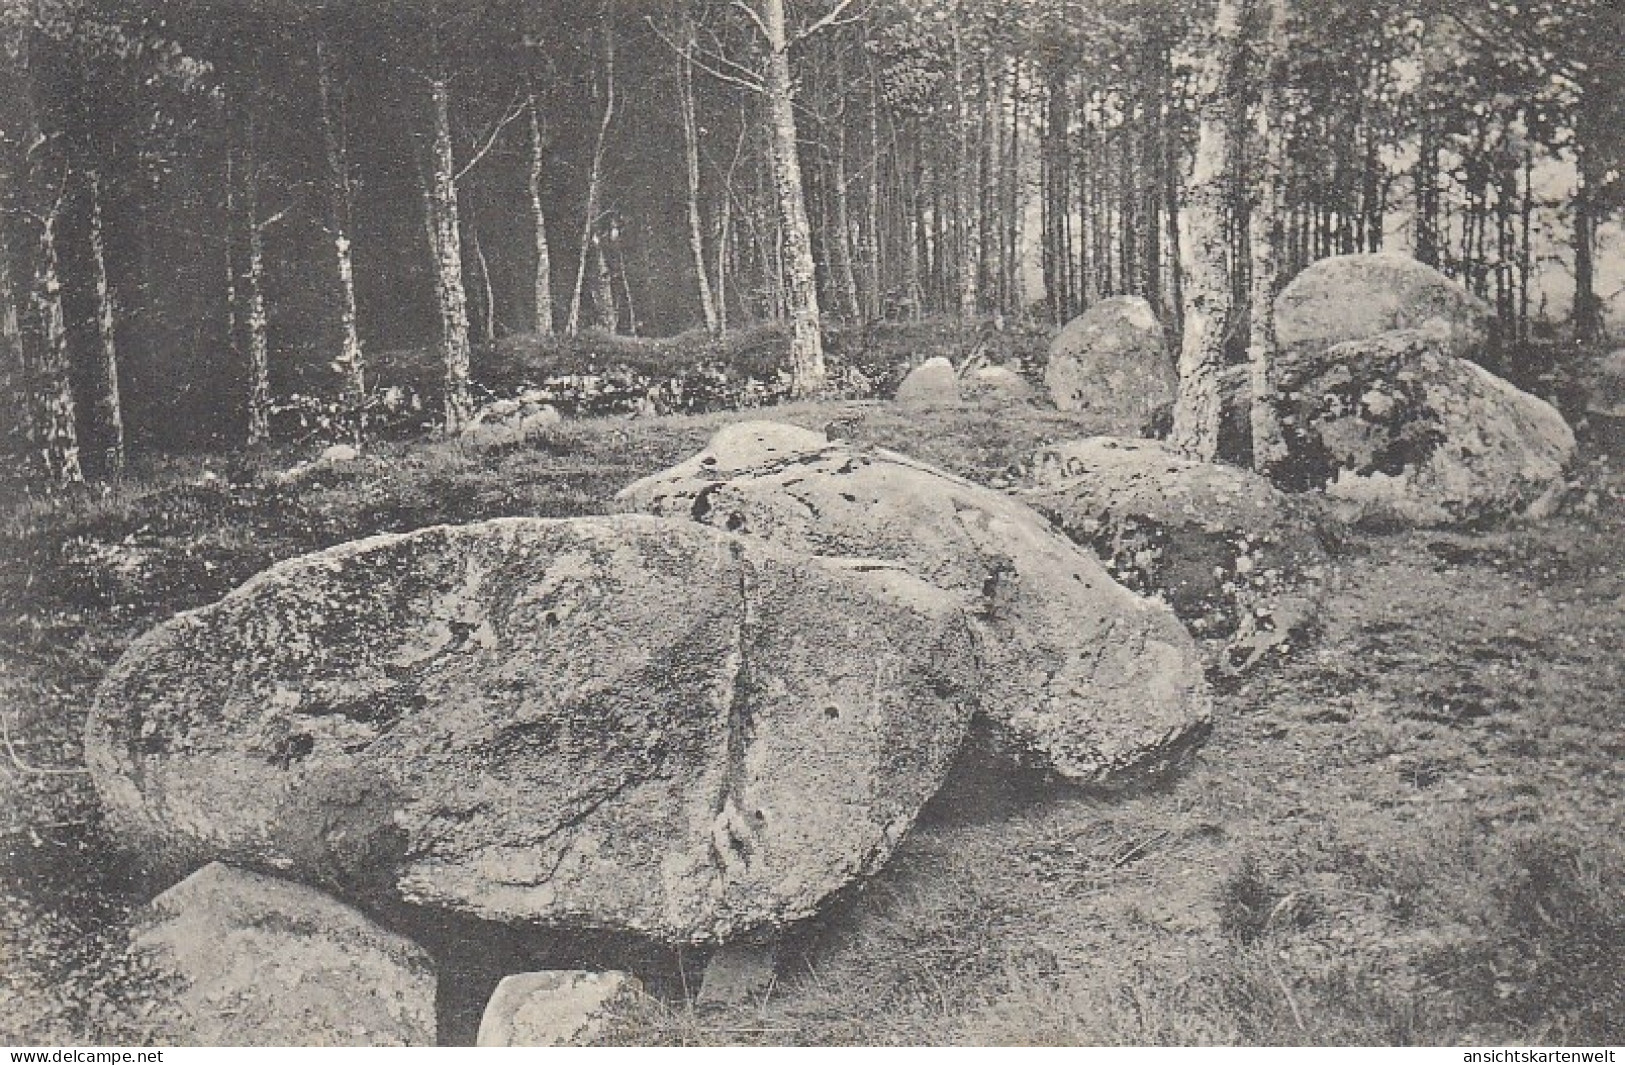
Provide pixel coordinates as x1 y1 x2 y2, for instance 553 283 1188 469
1170 0 1249 461
469 221 495 344
426 73 473 431
761 0 825 394
85 169 123 473
865 66 883 320
591 228 617 332
567 17 615 337
525 91 554 336
1246 0 1288 476
316 35 366 442
0 227 29 451
677 33 719 334
34 181 83 482
243 109 272 448
1572 133 1603 345
952 17 979 317
831 128 862 321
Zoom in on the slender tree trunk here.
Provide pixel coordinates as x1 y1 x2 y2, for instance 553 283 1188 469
831 128 862 322
525 91 554 335
952 19 978 317
85 169 123 473
567 17 615 336
1170 0 1250 461
33 180 83 482
1519 149 1533 346
1162 51 1185 338
1247 0 1288 475
316 36 365 441
426 73 473 431
1572 133 1603 345
761 0 825 394
591 228 617 332
469 221 495 343
865 67 883 320
0 227 29 451
677 36 719 334
243 110 272 448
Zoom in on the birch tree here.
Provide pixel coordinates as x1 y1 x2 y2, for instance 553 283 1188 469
1169 0 1251 461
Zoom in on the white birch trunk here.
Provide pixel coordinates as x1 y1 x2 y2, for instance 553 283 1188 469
761 0 825 395
86 169 123 472
427 74 473 432
1169 0 1249 461
1247 0 1289 474
316 36 366 441
678 38 719 334
526 91 554 336
567 20 615 337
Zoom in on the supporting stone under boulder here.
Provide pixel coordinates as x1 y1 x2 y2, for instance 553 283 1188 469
129 862 437 1046
1043 296 1176 429
1017 437 1331 672
476 971 643 1047
618 421 1211 783
87 514 979 945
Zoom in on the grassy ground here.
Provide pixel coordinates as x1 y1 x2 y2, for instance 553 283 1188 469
1 394 1620 1046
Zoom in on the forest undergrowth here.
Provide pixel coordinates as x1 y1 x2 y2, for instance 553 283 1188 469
1 397 1620 1046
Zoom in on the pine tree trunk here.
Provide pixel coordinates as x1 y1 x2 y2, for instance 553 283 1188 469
525 91 554 336
1170 0 1249 461
678 40 719 334
761 0 825 394
567 19 615 337
86 169 124 473
316 36 366 442
426 74 473 432
1572 134 1603 345
1247 0 1288 476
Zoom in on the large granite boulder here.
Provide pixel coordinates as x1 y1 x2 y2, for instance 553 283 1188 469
1044 296 1176 428
617 421 1211 783
130 862 437 1046
1016 437 1331 672
1275 253 1492 363
894 356 962 407
87 515 978 945
1266 331 1575 526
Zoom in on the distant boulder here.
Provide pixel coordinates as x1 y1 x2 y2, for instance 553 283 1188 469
964 365 1038 405
1044 296 1176 429
1017 437 1331 672
1587 348 1625 420
1265 330 1575 526
1275 253 1492 363
619 421 1211 783
130 862 437 1046
88 515 978 945
894 356 962 407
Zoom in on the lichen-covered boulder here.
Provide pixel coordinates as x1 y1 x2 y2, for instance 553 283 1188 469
617 422 1211 783
1017 437 1331 672
895 356 962 407
130 862 437 1046
1275 253 1492 363
87 515 978 945
1266 330 1575 526
1044 296 1176 428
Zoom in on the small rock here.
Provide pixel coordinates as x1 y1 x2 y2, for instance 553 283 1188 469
476 971 642 1047
695 941 779 1009
894 356 962 407
319 443 361 464
130 862 437 1046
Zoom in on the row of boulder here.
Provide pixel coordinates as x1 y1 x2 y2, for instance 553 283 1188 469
87 252 1581 1044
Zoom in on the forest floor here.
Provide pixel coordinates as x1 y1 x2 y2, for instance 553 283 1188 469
0 394 1621 1046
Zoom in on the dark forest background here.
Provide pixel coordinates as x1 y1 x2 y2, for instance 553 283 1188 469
2 0 1621 472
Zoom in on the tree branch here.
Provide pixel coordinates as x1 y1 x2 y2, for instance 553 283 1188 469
730 0 772 43
793 0 868 46
648 18 766 95
454 88 529 185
